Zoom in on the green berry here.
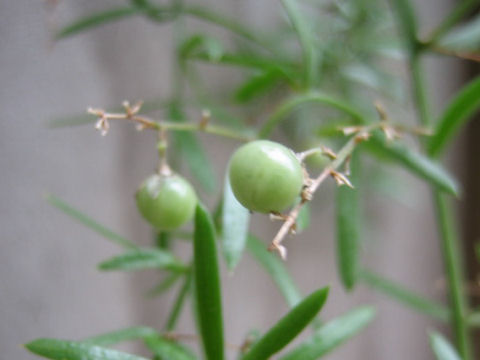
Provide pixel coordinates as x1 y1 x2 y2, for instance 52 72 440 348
229 140 304 213
136 174 197 230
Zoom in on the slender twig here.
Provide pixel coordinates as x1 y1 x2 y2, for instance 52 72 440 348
410 55 431 127
156 127 171 176
268 128 372 259
161 121 253 141
268 114 425 259
88 102 252 141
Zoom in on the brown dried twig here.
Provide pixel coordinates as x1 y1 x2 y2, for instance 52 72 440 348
268 128 373 259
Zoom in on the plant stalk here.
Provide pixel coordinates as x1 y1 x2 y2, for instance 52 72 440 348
410 54 431 127
409 31 472 360
433 193 472 359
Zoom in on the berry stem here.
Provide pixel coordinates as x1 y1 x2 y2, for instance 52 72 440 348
268 129 372 259
157 127 172 176
88 102 253 142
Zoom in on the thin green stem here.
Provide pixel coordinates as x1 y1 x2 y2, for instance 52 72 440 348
160 121 253 141
410 45 472 360
258 91 364 138
410 39 472 360
410 54 431 127
391 0 472 355
434 193 471 359
389 0 419 55
411 46 472 360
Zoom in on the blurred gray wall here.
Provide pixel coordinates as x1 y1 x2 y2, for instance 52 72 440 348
0 1 464 359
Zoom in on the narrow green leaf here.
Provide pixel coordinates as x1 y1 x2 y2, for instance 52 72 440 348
235 70 284 103
296 203 310 233
280 0 317 86
179 34 224 62
25 339 148 360
177 131 216 192
242 288 329 360
168 104 216 193
428 0 478 43
259 92 364 139
429 331 461 360
84 327 158 346
146 272 183 297
144 336 196 360
359 269 450 321
45 194 136 249
56 7 140 39
366 134 459 195
438 13 480 52
187 52 298 84
247 235 302 307
98 249 187 272
165 270 192 331
280 306 376 360
342 64 404 100
193 203 224 360
428 76 480 157
182 5 271 52
335 152 361 290
389 0 419 53
222 174 250 270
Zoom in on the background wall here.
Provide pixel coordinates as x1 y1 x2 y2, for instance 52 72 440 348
0 1 465 359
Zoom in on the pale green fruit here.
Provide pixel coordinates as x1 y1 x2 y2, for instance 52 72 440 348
136 174 197 230
229 140 304 213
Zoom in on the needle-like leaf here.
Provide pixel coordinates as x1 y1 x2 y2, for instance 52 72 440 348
247 235 302 307
429 331 461 360
193 203 224 360
221 174 250 270
98 248 187 273
428 76 480 157
242 288 329 360
280 306 376 360
45 194 137 249
25 339 149 360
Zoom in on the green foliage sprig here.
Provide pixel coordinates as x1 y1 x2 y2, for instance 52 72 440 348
27 0 480 359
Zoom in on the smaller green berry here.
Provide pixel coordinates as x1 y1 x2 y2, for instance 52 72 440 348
229 140 304 213
136 174 197 230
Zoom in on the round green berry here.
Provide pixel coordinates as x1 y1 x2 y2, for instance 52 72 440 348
228 140 304 213
136 174 197 230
